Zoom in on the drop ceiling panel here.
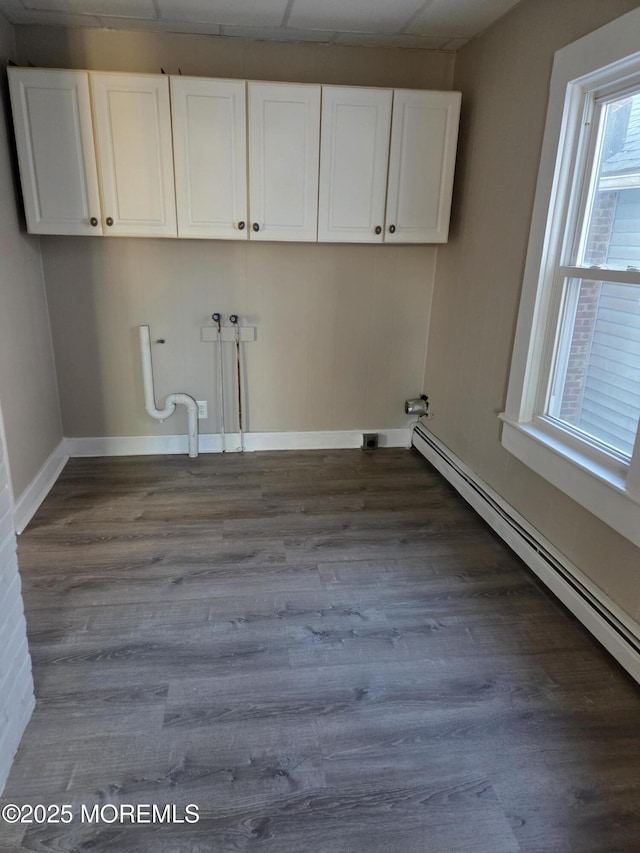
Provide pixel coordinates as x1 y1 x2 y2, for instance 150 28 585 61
23 0 156 17
96 16 222 34
407 0 521 37
0 0 524 50
333 33 452 51
220 25 336 44
287 0 426 34
157 0 289 28
0 0 98 23
2 8 101 25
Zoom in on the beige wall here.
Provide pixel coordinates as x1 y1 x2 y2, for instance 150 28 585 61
14 25 454 88
43 240 434 437
424 0 640 623
15 26 453 440
0 15 62 500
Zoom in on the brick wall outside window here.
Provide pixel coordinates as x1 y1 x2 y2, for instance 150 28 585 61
558 190 617 423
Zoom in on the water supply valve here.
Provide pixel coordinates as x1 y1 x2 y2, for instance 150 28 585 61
405 394 429 416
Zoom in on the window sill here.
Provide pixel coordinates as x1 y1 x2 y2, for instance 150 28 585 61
499 414 640 547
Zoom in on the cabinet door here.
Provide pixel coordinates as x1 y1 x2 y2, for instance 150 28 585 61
8 68 102 236
318 87 392 243
248 82 320 242
385 90 461 244
171 77 248 240
90 73 177 238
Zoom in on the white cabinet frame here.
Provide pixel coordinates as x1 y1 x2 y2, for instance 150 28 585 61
385 90 461 244
248 82 321 242
318 86 393 244
8 67 461 246
8 68 102 236
171 77 248 240
90 73 177 238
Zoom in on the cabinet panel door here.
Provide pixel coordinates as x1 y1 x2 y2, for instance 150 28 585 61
385 90 461 244
171 77 248 240
318 87 392 244
248 82 320 242
8 68 102 236
90 73 177 237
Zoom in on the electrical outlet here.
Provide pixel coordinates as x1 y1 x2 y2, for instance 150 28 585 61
196 401 208 419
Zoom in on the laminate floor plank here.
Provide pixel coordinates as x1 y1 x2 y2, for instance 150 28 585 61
1 449 639 852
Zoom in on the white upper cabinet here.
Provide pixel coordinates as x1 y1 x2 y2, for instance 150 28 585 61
90 73 177 238
171 77 248 240
248 82 321 242
8 68 102 236
385 90 461 244
318 87 393 244
8 67 460 245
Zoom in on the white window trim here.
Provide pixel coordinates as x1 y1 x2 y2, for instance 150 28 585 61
501 7 640 548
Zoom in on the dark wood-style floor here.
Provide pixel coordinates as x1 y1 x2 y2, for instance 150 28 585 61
1 449 639 852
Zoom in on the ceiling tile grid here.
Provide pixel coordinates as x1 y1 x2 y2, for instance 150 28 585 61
286 0 426 34
97 16 222 34
406 0 522 37
157 0 290 28
22 0 156 18
0 0 523 50
219 25 337 44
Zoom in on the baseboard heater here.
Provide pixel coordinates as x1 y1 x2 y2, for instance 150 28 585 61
412 421 640 683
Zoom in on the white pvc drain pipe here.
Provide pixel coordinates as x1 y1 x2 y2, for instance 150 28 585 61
139 325 198 458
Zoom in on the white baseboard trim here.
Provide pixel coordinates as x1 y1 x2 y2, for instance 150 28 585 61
412 422 640 684
65 428 413 457
13 440 69 534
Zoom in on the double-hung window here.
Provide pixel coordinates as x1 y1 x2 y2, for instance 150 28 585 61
501 8 640 547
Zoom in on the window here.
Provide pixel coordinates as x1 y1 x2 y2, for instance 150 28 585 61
548 88 640 459
501 8 640 547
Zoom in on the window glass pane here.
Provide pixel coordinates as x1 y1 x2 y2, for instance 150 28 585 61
548 278 640 457
578 91 640 270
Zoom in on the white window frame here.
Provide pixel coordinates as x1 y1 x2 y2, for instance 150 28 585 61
501 8 640 548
